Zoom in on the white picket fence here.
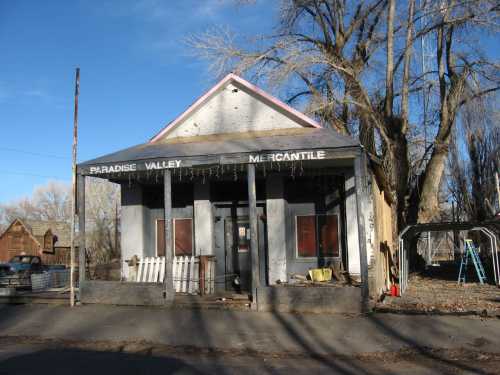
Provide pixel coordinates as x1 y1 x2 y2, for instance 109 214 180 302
136 256 166 284
134 256 215 295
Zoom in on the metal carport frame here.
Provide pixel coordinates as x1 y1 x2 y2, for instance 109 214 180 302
398 222 500 295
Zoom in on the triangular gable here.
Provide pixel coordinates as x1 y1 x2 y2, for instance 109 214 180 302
0 218 43 248
150 73 321 143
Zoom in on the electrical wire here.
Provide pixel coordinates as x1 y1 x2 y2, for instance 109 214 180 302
0 169 66 179
0 146 69 160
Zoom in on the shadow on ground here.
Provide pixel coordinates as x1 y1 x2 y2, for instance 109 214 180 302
0 348 203 375
0 301 499 375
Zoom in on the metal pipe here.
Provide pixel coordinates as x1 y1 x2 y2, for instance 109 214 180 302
479 227 499 286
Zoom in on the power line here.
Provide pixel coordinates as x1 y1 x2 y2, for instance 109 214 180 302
0 169 66 179
0 147 70 160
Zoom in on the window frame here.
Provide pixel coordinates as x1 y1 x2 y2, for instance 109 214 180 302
295 214 341 260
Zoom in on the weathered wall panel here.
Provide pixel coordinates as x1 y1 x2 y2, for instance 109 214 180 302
256 286 363 314
368 175 394 298
120 183 146 279
80 280 169 306
266 174 287 284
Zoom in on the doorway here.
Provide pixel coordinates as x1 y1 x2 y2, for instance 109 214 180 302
214 204 267 293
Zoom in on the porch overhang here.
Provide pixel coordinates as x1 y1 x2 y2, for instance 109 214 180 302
77 128 361 177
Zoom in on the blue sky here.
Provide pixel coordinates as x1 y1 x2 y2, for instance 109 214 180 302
0 0 277 202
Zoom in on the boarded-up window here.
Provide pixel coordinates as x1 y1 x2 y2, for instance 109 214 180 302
296 216 317 257
157 220 165 257
174 219 193 256
318 215 339 258
157 219 193 257
296 214 339 258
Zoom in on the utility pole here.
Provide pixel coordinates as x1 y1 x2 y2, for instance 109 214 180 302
70 68 80 307
115 201 119 259
495 172 500 213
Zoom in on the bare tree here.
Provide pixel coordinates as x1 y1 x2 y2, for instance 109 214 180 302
84 178 121 264
0 181 70 224
0 179 121 264
188 0 500 231
448 99 500 221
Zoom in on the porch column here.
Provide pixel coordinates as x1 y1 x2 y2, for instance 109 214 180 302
247 164 260 297
77 174 86 285
354 154 369 300
266 174 287 284
164 170 174 301
194 182 214 256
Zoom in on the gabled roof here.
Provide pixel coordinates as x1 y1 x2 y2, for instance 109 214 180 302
0 218 71 248
24 220 71 248
0 219 40 247
149 73 322 143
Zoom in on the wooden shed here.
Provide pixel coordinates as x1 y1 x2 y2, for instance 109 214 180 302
0 218 72 265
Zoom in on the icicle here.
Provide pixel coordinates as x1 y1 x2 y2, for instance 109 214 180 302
233 165 237 181
202 169 206 184
300 160 304 176
128 174 132 188
263 163 266 178
190 168 194 180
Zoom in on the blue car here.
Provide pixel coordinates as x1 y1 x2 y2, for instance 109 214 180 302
0 256 44 288
7 255 44 274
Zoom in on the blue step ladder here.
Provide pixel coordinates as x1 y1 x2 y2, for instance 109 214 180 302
458 239 487 284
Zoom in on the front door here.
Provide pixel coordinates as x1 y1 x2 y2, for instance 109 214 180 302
225 217 252 292
213 204 266 293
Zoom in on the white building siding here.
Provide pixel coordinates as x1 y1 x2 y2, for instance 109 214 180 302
164 83 303 139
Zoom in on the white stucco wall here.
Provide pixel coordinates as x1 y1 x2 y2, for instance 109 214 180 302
266 175 287 284
164 83 303 139
194 182 214 256
120 184 146 280
345 173 361 277
346 165 374 282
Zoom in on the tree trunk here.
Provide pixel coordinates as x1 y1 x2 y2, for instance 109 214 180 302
417 142 449 223
389 132 410 231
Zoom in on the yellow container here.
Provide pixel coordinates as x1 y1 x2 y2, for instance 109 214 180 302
308 268 332 282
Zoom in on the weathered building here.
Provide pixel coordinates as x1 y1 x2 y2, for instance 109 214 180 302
0 218 72 265
77 74 394 312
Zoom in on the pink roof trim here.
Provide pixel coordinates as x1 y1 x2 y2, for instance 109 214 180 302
149 73 321 143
